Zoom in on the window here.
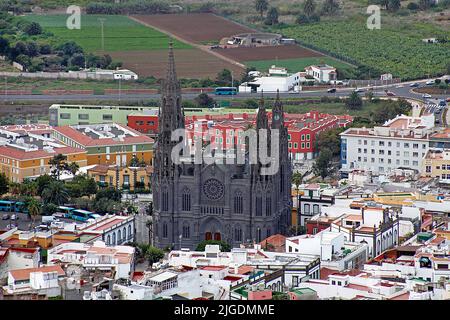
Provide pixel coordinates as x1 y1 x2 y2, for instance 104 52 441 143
162 190 169 211
404 143 409 148
256 196 262 216
182 224 190 238
78 114 89 120
234 226 242 242
313 204 319 214
182 188 191 211
294 143 298 149
162 223 168 238
426 166 431 173
103 114 113 121
234 191 243 214
266 196 272 216
306 134 310 140
60 113 71 119
301 134 305 141
304 204 310 214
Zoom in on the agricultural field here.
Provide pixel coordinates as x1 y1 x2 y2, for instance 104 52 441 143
214 45 322 62
131 13 254 43
274 17 450 80
23 14 190 52
246 57 354 73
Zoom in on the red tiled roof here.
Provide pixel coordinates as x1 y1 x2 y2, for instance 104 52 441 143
0 145 85 161
10 265 65 281
200 265 227 271
54 125 153 147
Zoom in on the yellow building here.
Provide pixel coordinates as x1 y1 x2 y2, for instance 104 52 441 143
52 123 154 167
422 149 450 182
0 125 87 182
87 164 152 191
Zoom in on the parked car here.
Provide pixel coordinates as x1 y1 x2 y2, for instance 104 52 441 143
422 93 432 98
210 45 219 49
6 224 16 230
439 100 446 107
10 214 17 220
425 80 435 85
386 91 396 96
354 88 364 93
2 214 9 220
327 88 336 93
409 82 419 87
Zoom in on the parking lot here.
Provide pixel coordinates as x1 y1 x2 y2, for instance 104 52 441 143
0 211 81 231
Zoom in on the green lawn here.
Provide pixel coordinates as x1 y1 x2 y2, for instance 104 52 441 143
246 57 354 73
23 14 191 52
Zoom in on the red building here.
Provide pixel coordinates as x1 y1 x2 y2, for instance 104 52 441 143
127 110 353 160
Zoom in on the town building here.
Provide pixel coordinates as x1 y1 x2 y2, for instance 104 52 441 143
430 128 450 149
305 64 337 83
340 114 435 177
3 265 65 298
152 44 292 249
47 241 135 280
49 104 157 127
87 164 152 191
52 123 154 166
238 65 303 93
0 125 87 182
285 231 369 271
76 215 135 246
293 183 336 226
0 247 40 284
421 149 450 185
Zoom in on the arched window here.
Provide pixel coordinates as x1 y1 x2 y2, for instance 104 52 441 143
266 195 272 216
304 204 310 214
256 196 262 216
123 227 127 241
182 224 190 239
182 188 191 211
128 225 132 240
112 232 116 245
118 230 121 243
162 189 169 212
266 228 271 239
234 191 243 214
163 222 168 238
394 230 398 245
107 235 111 245
313 204 319 214
234 226 242 242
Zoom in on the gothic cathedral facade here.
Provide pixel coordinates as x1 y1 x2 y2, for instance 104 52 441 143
152 44 292 250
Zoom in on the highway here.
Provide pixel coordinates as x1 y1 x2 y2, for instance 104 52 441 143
1 80 448 103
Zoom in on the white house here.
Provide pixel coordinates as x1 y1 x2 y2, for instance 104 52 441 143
4 265 65 297
305 64 337 83
238 65 302 93
0 247 40 283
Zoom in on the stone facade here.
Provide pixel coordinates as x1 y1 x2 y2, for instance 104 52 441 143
152 44 292 250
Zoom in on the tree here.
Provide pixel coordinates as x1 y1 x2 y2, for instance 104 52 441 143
303 0 317 17
388 0 401 11
26 41 39 57
346 91 363 110
41 181 69 206
255 0 269 18
0 173 8 196
313 149 333 179
216 68 233 86
26 197 41 229
67 162 79 176
49 154 68 180
23 22 42 36
316 128 343 156
196 240 231 252
41 203 58 216
264 7 279 25
195 93 216 108
35 174 55 196
321 0 340 15
69 53 85 69
418 0 433 9
0 37 9 56
145 246 164 266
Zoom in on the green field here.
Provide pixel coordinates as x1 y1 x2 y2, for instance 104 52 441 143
23 14 191 52
274 17 450 80
246 57 355 73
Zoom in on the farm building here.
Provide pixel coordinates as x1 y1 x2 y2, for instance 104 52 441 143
305 64 337 83
238 65 305 93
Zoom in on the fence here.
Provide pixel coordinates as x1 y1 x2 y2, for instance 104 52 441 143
348 78 401 87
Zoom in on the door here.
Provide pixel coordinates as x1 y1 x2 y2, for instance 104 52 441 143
214 233 221 241
205 232 212 240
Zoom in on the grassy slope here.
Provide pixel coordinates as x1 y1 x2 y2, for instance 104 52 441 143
246 56 354 73
23 14 191 52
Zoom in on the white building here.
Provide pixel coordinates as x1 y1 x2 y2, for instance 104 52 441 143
47 241 135 279
0 247 40 283
113 283 154 300
286 231 369 271
77 215 135 246
3 265 65 297
238 65 302 93
305 64 337 83
340 114 435 176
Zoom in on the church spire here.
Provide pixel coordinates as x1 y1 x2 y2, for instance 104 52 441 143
256 90 268 130
271 89 284 129
166 41 177 86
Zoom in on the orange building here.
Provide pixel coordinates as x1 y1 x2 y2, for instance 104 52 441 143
52 123 154 166
0 124 87 182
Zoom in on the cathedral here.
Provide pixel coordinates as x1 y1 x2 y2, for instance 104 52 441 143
152 43 292 250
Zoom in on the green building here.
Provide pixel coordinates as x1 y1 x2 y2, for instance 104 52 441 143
49 104 158 127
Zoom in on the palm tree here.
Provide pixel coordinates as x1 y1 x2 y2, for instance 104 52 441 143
26 197 41 230
67 162 79 176
41 181 69 206
9 182 21 196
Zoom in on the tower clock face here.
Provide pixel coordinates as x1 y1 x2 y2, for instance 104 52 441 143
274 114 280 120
203 178 225 200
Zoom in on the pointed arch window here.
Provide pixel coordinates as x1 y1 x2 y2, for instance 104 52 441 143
256 195 262 216
182 188 191 211
163 222 168 238
266 194 272 216
182 223 190 239
162 189 169 212
234 226 242 242
234 191 243 214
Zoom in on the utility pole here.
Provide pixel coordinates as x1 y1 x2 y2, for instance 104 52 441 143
118 77 121 102
98 18 106 52
4 76 7 102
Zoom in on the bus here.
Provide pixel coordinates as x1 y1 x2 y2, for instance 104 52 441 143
56 206 75 218
14 201 28 214
214 87 237 95
69 209 101 222
0 200 15 212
